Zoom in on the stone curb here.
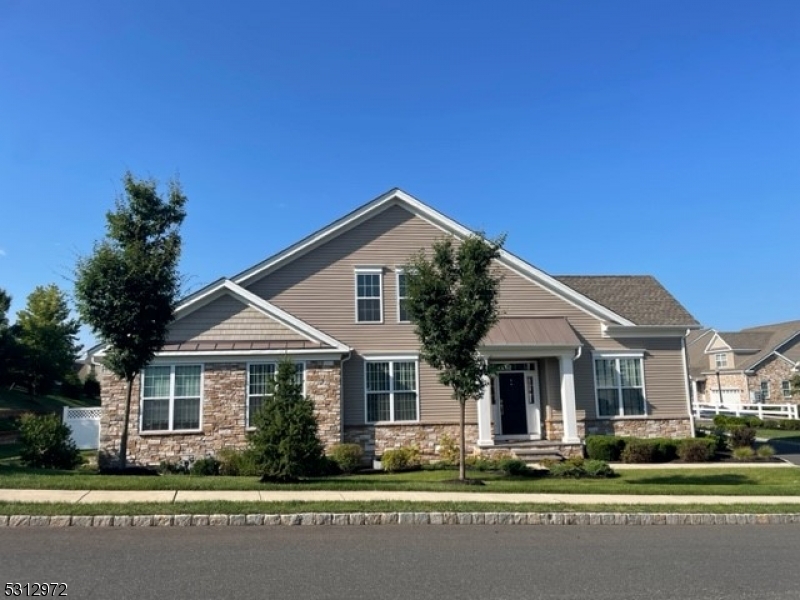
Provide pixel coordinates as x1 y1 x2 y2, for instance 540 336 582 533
1 512 799 527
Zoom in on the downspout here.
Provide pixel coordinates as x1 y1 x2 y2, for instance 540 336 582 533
681 330 696 437
338 351 353 443
574 345 583 362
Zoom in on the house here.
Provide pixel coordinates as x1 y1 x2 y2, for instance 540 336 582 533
98 189 700 466
688 321 800 406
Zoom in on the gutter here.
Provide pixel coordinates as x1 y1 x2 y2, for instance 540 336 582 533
681 330 696 437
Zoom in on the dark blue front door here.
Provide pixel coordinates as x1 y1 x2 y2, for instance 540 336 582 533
499 372 527 435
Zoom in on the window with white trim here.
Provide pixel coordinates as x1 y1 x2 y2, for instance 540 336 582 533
714 353 728 368
760 380 770 401
594 356 646 417
141 365 202 432
355 268 383 323
782 380 793 399
396 270 409 323
247 362 305 427
365 359 418 422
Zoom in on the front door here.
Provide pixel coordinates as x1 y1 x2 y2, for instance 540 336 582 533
499 372 528 435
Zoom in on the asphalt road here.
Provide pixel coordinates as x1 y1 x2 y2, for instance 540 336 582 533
2 526 799 600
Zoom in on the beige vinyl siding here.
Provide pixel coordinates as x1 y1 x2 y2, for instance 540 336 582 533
245 204 687 425
708 336 730 351
167 294 307 343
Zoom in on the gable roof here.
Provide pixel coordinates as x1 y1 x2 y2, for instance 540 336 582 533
232 189 694 328
692 320 800 374
554 276 699 327
686 328 713 380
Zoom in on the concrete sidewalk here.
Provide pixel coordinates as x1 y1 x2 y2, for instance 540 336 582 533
2 489 800 505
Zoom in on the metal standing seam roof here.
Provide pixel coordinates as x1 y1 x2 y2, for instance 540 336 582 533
483 317 581 347
554 275 699 327
159 340 331 352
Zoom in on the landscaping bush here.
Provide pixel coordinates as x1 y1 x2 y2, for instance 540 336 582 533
620 438 659 463
762 418 800 431
381 446 421 472
437 434 460 466
582 459 616 478
548 457 614 478
158 459 190 474
728 426 756 449
83 372 101 399
217 448 260 476
18 413 82 470
329 443 363 474
732 446 756 461
465 454 508 471
585 435 626 461
713 415 763 430
677 438 716 462
498 458 530 477
59 373 83 400
652 438 679 462
190 456 221 476
756 444 776 459
248 359 325 481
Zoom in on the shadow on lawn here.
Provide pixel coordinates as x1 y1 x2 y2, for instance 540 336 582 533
630 474 754 486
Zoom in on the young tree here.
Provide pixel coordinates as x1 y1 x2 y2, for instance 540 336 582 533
405 234 504 480
14 284 81 395
248 359 324 482
74 172 186 469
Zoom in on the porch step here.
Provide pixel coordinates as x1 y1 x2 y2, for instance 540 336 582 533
512 447 565 464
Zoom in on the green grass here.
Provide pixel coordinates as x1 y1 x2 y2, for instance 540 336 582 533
2 464 800 495
0 386 100 416
756 429 800 443
2 500 800 516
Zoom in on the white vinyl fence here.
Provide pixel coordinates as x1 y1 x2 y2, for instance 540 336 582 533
63 407 101 449
692 401 799 421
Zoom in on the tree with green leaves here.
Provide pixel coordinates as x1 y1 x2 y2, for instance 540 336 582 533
405 234 504 480
14 284 81 395
0 288 16 385
248 359 324 482
74 172 186 469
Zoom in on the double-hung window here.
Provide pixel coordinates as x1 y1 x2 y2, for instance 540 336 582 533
355 268 383 323
760 380 770 401
247 362 305 427
714 353 728 369
141 365 202 432
782 380 793 399
365 358 418 422
594 355 646 417
396 270 409 323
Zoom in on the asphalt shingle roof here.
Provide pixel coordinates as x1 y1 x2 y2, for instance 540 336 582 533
554 275 699 327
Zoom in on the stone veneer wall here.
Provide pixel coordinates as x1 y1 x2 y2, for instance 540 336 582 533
100 360 342 467
745 356 798 405
545 418 692 439
344 423 479 461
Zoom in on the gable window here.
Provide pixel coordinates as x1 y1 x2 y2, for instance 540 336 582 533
714 353 728 369
396 270 409 323
760 380 770 401
782 380 793 399
141 365 202 432
594 355 646 417
355 268 383 323
365 358 418 422
247 362 305 428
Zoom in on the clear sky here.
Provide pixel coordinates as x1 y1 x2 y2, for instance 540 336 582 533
1 1 798 348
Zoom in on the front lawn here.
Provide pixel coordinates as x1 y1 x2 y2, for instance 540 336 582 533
756 429 800 444
2 464 800 496
0 387 99 415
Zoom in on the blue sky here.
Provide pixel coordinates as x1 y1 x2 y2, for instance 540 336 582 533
1 1 798 348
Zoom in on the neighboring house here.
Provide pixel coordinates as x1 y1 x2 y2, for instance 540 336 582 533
689 321 800 406
97 189 700 466
75 343 106 382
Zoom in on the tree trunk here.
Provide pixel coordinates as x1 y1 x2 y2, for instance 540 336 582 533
119 377 133 470
459 399 467 481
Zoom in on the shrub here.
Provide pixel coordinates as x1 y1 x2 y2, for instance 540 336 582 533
329 443 363 474
59 373 83 400
248 359 325 481
498 458 530 477
438 434 460 466
728 426 756 449
582 459 615 478
621 439 658 463
190 456 221 476
756 444 776 459
18 413 82 470
381 446 421 472
677 438 715 462
585 435 626 461
732 446 756 461
158 459 190 474
83 372 101 399
652 438 679 462
465 455 505 471
217 448 260 476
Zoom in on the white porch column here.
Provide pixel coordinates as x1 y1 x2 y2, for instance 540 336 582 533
477 375 493 446
559 353 581 444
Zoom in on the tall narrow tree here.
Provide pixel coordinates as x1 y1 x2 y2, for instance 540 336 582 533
75 172 186 469
0 288 18 385
405 234 504 480
14 285 81 395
